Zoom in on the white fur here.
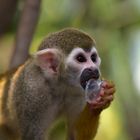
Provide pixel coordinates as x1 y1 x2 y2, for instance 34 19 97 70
66 47 101 72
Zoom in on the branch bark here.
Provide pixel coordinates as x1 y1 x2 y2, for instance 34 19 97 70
0 0 18 36
9 0 41 69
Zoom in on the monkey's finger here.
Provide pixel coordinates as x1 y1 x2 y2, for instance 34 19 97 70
97 94 114 104
89 88 115 105
88 95 105 105
104 87 116 95
102 81 115 89
93 95 111 105
99 89 105 97
103 95 114 102
91 100 110 110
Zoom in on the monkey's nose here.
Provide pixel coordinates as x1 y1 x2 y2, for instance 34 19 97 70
85 68 100 79
86 68 99 79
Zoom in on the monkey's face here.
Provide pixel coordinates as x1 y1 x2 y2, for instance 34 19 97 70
34 45 101 90
65 47 101 89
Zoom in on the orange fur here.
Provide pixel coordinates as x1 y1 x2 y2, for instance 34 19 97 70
74 105 100 140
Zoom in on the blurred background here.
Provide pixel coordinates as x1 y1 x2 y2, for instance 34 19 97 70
0 0 140 140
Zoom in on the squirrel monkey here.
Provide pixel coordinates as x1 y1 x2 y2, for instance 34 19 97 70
0 28 116 140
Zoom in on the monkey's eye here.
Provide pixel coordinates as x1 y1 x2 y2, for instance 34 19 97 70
91 53 97 63
76 53 87 63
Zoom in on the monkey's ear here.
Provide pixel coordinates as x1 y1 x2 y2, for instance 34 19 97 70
34 48 62 75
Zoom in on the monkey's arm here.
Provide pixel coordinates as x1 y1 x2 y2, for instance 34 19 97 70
74 105 100 140
74 80 116 140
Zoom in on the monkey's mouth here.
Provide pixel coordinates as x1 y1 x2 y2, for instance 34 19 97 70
80 76 99 90
80 68 100 90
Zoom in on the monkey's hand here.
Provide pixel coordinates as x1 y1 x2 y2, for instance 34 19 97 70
88 80 116 112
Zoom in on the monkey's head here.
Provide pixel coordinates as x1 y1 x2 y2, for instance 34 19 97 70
34 28 101 90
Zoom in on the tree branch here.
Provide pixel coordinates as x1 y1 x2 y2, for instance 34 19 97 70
9 0 41 69
0 0 18 36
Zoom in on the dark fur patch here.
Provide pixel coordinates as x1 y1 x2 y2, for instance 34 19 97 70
83 47 92 52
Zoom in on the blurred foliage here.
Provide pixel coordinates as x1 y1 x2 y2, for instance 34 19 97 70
0 0 140 140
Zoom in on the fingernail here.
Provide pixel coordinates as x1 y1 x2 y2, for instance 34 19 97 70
97 97 101 101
